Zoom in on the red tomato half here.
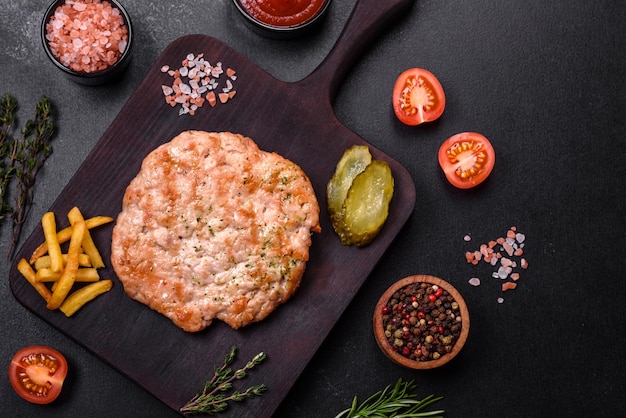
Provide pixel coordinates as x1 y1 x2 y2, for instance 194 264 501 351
438 132 495 189
392 68 445 126
8 345 68 404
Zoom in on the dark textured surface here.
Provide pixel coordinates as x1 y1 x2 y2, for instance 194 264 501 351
1 0 626 417
9 4 419 413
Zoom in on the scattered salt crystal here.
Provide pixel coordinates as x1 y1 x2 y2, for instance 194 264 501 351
502 282 517 291
468 277 481 286
502 242 514 256
160 53 238 115
179 83 191 95
497 266 511 279
464 235 471 242
464 227 529 304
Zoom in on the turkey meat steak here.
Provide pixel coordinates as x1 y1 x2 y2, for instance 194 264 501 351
111 131 321 332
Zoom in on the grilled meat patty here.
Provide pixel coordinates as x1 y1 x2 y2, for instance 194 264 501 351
110 131 320 332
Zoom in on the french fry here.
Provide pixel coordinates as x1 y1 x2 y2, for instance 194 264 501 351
29 215 114 264
19 207 114 316
67 206 105 269
59 280 113 317
34 254 92 271
46 220 85 310
17 258 52 303
42 212 63 273
35 267 100 283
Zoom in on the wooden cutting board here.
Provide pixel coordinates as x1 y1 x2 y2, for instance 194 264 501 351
10 0 417 415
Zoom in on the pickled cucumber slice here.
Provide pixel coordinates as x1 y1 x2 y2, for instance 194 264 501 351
326 145 372 235
341 160 394 247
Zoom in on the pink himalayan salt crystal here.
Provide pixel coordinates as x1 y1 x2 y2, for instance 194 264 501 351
468 277 481 286
502 282 517 292
465 226 529 303
45 0 128 73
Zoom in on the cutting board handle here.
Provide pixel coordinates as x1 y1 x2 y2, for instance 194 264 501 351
302 0 416 100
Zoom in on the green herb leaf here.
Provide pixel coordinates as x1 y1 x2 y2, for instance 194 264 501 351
0 94 56 259
180 346 267 415
335 378 444 418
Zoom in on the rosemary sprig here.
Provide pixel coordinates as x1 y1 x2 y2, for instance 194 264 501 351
5 96 56 259
335 378 445 418
180 346 267 415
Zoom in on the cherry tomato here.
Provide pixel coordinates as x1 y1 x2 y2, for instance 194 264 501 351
392 68 445 126
438 132 495 189
8 345 68 404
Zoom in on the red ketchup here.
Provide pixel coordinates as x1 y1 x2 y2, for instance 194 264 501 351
238 0 327 28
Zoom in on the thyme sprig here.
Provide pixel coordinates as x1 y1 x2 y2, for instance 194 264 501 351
180 346 267 415
335 378 445 418
0 94 56 259
0 93 18 223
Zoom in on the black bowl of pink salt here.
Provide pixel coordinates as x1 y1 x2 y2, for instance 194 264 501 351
373 275 470 369
232 0 331 39
42 0 133 85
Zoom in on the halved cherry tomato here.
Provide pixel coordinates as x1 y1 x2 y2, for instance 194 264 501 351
8 345 68 404
438 132 495 189
392 68 445 126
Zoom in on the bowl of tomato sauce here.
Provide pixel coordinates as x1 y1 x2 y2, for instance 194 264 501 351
232 0 331 38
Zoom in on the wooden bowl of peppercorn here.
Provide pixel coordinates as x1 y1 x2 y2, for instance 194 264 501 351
373 275 470 369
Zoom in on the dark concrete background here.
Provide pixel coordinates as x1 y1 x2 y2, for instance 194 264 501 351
1 0 625 416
